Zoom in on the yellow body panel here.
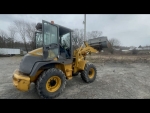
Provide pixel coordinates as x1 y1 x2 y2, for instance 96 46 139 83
28 47 58 60
73 59 87 74
30 70 43 82
28 47 43 56
53 57 58 61
78 60 86 70
55 64 72 80
13 69 30 91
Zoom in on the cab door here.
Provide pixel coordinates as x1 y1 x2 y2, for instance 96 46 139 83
42 20 59 60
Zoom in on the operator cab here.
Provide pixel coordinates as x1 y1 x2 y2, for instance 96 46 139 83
35 20 73 63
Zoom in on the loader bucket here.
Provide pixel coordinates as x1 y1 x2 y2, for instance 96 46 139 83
87 36 110 51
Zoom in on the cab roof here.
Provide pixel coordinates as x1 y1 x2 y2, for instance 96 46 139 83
54 23 74 36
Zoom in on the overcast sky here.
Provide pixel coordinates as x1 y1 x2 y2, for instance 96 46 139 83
0 14 150 47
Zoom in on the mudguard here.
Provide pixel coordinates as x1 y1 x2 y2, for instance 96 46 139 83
30 61 63 76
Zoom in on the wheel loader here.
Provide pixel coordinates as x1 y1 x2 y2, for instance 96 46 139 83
12 20 109 99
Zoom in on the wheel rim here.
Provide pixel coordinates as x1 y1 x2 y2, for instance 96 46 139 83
88 68 95 79
46 76 61 92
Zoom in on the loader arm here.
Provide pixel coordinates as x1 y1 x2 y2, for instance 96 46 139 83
80 41 99 55
73 41 99 74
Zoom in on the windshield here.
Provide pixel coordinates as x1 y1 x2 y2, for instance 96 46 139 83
43 23 58 45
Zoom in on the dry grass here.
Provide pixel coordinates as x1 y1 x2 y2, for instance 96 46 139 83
86 54 150 63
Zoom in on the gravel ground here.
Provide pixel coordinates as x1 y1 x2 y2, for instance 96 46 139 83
0 56 150 99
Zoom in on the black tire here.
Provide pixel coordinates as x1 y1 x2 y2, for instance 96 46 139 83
36 68 66 99
80 63 97 83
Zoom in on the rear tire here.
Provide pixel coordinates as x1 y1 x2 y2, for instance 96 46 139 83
36 68 66 99
80 63 97 83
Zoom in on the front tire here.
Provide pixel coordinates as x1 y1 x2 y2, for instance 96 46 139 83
81 63 97 83
36 68 66 99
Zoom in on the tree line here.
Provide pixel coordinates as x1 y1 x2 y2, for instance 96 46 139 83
0 20 36 52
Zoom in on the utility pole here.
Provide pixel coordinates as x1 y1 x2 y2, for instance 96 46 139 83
83 14 86 41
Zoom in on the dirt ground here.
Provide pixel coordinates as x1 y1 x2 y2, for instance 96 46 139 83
0 56 150 99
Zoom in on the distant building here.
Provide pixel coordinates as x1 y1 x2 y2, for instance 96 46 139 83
136 45 150 50
141 46 150 50
129 46 136 50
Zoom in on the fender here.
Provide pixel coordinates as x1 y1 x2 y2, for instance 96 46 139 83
30 61 63 76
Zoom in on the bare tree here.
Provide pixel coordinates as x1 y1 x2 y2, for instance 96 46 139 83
87 31 102 40
109 38 120 47
72 29 103 50
138 45 142 48
13 20 28 52
72 29 84 49
7 26 16 48
0 29 8 48
0 27 30 49
108 38 121 54
25 22 36 50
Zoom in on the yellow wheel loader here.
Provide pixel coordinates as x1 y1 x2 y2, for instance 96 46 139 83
12 20 109 99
